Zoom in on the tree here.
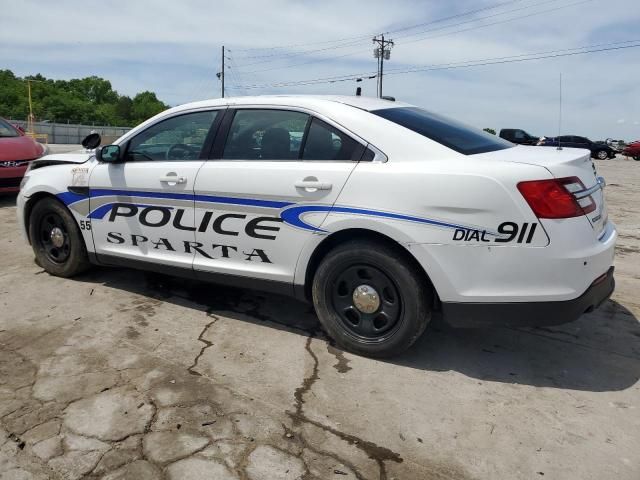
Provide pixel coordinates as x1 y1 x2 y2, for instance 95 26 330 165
115 96 133 123
483 128 496 135
0 70 168 126
131 91 167 125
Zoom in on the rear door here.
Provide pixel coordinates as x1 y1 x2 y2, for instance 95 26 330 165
89 109 221 269
192 108 363 284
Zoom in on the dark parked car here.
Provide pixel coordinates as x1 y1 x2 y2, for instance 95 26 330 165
498 128 539 145
537 135 616 160
622 140 640 160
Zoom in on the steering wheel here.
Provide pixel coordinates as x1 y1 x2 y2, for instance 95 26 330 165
166 143 195 160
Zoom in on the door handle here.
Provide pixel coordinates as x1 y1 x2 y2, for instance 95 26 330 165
294 180 332 191
160 175 187 184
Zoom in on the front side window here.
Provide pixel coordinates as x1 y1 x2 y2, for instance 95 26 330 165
372 107 513 155
0 118 19 138
223 109 309 160
302 118 360 160
126 110 219 161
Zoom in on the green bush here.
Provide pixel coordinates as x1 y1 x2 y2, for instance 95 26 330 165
0 69 168 127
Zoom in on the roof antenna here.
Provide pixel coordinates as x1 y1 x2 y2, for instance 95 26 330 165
557 72 563 151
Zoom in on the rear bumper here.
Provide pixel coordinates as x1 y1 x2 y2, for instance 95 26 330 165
442 267 615 328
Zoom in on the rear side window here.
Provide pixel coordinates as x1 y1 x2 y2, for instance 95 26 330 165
302 118 360 161
223 109 309 160
372 107 513 155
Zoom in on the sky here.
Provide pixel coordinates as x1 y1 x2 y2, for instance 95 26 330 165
1 0 639 140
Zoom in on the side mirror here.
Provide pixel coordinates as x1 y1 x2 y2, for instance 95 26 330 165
96 144 121 163
81 132 101 149
14 125 25 135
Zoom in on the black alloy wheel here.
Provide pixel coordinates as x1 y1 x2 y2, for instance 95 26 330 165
38 211 71 264
330 264 403 342
29 197 91 277
312 239 432 358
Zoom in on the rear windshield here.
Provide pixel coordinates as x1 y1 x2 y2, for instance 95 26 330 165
0 118 19 138
372 107 513 155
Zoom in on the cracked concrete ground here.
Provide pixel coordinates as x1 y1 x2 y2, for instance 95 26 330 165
1 157 639 480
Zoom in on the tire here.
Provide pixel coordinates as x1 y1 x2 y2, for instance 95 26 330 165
28 197 91 277
312 240 432 358
595 149 609 160
634 156 640 161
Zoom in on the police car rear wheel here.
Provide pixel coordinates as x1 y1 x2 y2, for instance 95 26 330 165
29 198 90 278
312 240 431 358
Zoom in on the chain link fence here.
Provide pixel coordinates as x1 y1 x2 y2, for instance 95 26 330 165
8 119 132 145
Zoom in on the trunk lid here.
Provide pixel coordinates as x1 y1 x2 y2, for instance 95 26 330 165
474 145 607 235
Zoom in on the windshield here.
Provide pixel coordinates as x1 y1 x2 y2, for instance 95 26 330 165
372 107 513 155
0 118 20 138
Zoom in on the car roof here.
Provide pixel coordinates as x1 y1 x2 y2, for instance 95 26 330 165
167 95 413 114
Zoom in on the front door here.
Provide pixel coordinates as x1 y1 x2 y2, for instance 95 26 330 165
89 109 220 270
192 108 364 284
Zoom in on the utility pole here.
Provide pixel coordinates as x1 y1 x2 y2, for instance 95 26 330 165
221 45 225 98
216 45 225 98
373 35 394 98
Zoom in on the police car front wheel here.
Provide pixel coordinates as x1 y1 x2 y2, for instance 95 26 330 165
29 197 91 278
312 240 432 358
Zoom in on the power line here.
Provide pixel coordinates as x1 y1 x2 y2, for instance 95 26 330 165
383 0 530 36
384 39 640 74
234 40 640 90
230 0 535 65
230 34 373 54
232 0 527 57
395 0 591 46
386 40 640 75
391 0 564 41
234 0 587 76
237 71 378 90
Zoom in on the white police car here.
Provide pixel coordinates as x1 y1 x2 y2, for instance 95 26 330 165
17 95 616 357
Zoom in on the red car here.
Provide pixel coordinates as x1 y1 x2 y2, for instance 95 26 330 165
622 140 640 161
0 118 47 194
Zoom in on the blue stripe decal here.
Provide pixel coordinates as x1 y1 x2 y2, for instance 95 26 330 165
87 203 118 220
194 193 292 209
87 203 174 220
59 187 493 236
280 204 498 235
57 191 86 206
87 189 293 210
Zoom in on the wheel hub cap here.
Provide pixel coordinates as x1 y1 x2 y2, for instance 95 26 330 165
352 284 380 314
50 227 65 248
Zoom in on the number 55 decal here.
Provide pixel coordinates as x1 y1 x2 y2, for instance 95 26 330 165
80 220 92 231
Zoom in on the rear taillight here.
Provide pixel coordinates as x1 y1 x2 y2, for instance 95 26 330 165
517 176 596 219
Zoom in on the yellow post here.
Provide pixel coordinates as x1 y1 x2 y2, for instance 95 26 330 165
27 80 35 135
25 80 47 144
